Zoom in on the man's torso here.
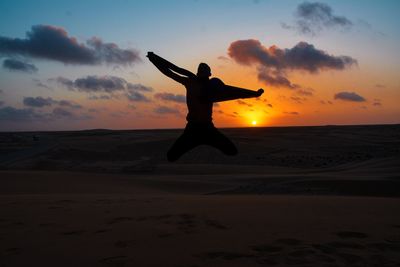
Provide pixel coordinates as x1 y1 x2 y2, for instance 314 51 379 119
183 77 213 124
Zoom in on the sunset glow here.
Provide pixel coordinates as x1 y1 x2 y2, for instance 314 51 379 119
0 0 399 131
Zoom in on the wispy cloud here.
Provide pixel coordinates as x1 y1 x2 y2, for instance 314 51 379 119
53 75 152 94
334 91 366 102
126 91 150 102
2 58 38 73
282 2 353 36
0 105 91 121
0 106 43 121
236 100 253 107
154 92 186 103
372 99 382 107
23 96 53 107
52 75 153 102
283 111 299 115
32 79 51 89
23 96 83 109
154 105 180 115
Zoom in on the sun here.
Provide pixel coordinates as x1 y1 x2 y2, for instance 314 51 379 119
251 120 257 126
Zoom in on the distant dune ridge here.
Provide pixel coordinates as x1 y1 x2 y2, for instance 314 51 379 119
1 124 399 266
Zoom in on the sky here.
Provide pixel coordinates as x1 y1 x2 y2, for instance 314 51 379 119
0 0 399 131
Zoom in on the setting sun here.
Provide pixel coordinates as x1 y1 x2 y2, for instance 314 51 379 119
252 120 257 126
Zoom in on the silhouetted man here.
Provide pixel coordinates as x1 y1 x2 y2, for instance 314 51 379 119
147 52 264 162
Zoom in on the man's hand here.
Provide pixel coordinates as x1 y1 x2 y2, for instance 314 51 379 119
147 51 155 61
256 88 264 97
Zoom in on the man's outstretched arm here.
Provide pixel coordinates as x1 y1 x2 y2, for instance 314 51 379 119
147 52 195 81
210 78 264 102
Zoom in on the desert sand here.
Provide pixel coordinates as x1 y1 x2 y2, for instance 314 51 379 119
0 124 399 266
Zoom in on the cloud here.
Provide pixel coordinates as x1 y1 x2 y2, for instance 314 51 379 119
154 92 186 103
334 91 366 102
283 2 353 36
127 83 153 92
320 100 333 105
23 96 83 109
87 95 112 100
110 111 130 118
53 75 151 96
3 58 38 73
58 100 82 109
23 96 53 107
0 101 4 106
0 106 44 121
0 25 140 65
73 75 127 93
125 85 153 102
296 88 314 96
52 75 154 103
290 96 306 104
0 105 91 122
2 58 38 73
52 107 92 120
217 55 230 61
52 107 73 117
228 39 356 89
257 67 300 89
283 111 299 115
373 99 382 107
32 78 51 89
126 91 150 102
52 76 74 89
154 105 180 115
236 100 253 107
229 39 356 72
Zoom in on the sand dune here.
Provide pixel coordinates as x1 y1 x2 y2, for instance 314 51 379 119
0 124 399 266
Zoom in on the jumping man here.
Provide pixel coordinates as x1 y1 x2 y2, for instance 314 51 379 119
147 52 264 162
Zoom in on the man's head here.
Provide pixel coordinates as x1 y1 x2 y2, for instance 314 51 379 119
197 63 211 79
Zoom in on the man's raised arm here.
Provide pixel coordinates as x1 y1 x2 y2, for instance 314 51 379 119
147 52 195 80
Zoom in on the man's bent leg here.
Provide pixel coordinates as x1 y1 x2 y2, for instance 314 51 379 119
206 128 238 156
167 130 200 162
